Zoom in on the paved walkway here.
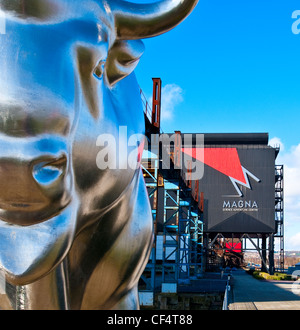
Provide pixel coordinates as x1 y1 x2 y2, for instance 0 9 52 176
228 270 300 310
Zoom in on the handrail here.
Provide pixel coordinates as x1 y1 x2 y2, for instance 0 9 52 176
222 274 231 310
140 87 152 123
139 86 164 134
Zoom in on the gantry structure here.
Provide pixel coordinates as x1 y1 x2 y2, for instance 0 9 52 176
139 79 204 299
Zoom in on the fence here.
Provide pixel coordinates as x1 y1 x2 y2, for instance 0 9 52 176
222 274 231 310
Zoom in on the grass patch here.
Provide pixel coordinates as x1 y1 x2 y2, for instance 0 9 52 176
250 271 293 281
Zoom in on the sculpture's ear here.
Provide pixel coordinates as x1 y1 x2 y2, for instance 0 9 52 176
105 39 145 86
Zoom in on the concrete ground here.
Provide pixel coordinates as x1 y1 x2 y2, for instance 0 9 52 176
228 270 300 310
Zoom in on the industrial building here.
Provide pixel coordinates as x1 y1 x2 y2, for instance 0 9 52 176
138 78 284 309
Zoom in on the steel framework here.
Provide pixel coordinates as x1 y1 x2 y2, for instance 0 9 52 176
161 179 203 287
140 153 204 295
275 164 284 271
139 78 204 300
139 153 159 297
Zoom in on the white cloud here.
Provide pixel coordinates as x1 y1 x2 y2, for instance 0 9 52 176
277 143 300 201
149 83 184 121
286 232 300 251
269 136 284 152
161 84 183 120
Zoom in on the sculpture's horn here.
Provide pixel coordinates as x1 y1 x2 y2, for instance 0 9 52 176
110 0 198 40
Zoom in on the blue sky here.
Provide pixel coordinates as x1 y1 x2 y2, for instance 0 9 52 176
134 0 300 251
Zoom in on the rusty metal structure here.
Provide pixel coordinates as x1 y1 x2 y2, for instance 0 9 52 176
139 78 204 305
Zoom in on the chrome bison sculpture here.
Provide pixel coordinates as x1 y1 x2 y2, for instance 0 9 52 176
0 0 197 309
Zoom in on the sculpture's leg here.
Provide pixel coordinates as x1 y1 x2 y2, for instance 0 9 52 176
110 285 140 310
0 260 69 310
11 260 70 310
23 260 69 310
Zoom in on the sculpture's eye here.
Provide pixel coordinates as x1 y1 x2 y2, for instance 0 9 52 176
93 60 105 80
33 156 66 185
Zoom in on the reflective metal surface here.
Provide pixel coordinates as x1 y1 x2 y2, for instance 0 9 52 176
0 0 197 309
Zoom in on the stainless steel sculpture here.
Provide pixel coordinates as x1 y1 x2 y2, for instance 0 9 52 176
0 0 197 309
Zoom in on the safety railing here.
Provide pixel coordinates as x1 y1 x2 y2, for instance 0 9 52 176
140 88 152 123
222 274 231 310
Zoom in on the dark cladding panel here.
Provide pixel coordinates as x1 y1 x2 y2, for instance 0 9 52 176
199 145 276 234
161 132 277 234
203 133 269 145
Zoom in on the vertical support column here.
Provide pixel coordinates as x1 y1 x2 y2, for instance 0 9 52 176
193 180 199 203
197 192 204 276
162 180 179 293
186 160 192 188
152 78 161 129
139 153 159 306
178 197 191 281
203 233 209 272
199 192 204 213
268 234 274 275
261 234 267 273
174 131 181 168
